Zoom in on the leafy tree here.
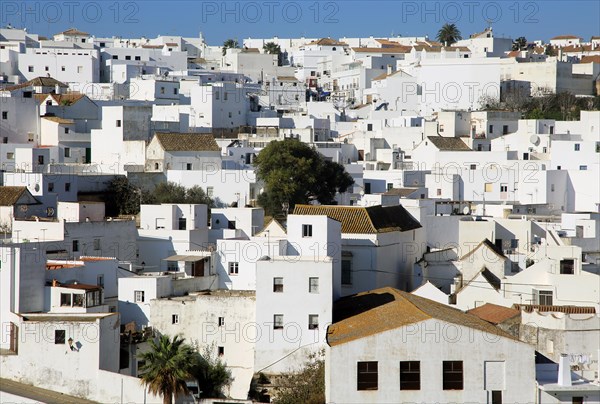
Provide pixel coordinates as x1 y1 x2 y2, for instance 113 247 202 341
222 39 239 56
191 345 233 398
545 44 557 56
272 350 325 404
138 335 197 404
436 23 462 46
186 185 215 207
263 42 283 66
512 36 528 51
149 182 188 204
254 139 354 217
106 176 142 216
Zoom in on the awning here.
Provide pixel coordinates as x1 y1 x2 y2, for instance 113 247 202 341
163 255 210 262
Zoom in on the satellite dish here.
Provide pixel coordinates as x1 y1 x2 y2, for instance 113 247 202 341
530 135 540 146
463 206 471 215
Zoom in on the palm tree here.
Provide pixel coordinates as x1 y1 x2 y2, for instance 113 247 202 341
222 39 239 56
138 335 197 404
436 23 462 46
263 42 283 66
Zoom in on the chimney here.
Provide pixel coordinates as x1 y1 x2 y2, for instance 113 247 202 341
557 354 572 386
387 64 393 75
55 84 61 94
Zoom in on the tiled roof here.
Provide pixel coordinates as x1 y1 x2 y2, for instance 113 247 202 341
550 35 581 40
57 28 89 36
328 287 515 347
308 38 348 46
42 116 75 125
154 132 220 152
426 136 472 151
468 303 520 324
383 187 420 197
413 45 470 52
0 186 27 206
5 77 68 91
513 304 596 314
372 69 408 81
352 46 412 54
277 76 300 82
242 48 260 53
293 204 421 234
580 55 600 64
141 44 164 49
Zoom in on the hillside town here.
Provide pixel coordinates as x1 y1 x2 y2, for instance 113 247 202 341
0 22 599 404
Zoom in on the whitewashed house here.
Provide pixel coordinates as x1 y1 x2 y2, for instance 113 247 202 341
326 287 536 403
144 132 221 173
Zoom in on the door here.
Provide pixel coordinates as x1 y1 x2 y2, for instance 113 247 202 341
192 260 205 277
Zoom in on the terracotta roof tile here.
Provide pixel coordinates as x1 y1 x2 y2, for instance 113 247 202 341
581 55 600 64
550 35 581 40
154 132 220 152
512 304 596 314
427 136 472 151
328 287 515 346
468 303 520 324
58 28 89 37
383 187 420 197
5 77 68 91
293 204 421 234
0 186 27 206
43 116 75 125
308 38 348 46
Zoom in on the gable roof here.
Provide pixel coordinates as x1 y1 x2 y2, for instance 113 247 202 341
0 186 37 206
57 28 89 36
293 204 421 234
550 35 581 40
426 136 472 151
468 303 520 324
581 55 600 64
383 187 420 197
5 77 69 91
460 238 507 261
154 132 220 152
327 287 515 346
307 38 348 46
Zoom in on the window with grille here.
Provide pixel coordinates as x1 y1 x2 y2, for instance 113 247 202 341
442 361 463 390
134 290 145 303
273 314 283 329
400 361 420 390
229 262 239 274
357 361 378 390
273 277 283 293
309 277 319 293
308 314 319 330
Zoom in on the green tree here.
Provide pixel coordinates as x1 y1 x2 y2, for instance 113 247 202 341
191 345 233 398
512 36 528 51
272 350 325 404
106 176 141 216
254 139 354 217
436 23 462 46
263 42 283 66
186 185 215 207
222 39 239 56
150 182 188 204
138 335 197 404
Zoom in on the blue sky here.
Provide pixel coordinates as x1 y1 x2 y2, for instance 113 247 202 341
3 1 599 44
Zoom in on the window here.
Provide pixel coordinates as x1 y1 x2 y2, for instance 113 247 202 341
28 66 34 72
64 127 70 134
86 290 101 307
574 143 580 151
502 125 509 135
489 124 494 134
160 86 165 94
172 314 179 324
60 293 72 306
54 330 66 344
492 391 502 404
510 239 519 249
218 346 224 356
308 314 319 330
65 182 71 192
367 123 373 131
93 238 101 250
174 88 178 95
551 184 555 192
116 120 121 127
112 55 118 60
135 56 141 61
48 182 54 192
186 163 192 170
500 184 508 192
125 55 131 60
167 261 178 271
38 155 44 165
218 317 225 326
228 262 239 275
309 277 319 293
437 188 442 196
73 294 84 307
342 259 352 285
400 361 420 390
537 290 553 306
579 165 587 171
72 240 79 252
45 66 49 71
64 147 71 158
273 314 283 330
273 277 284 293
484 183 493 192
134 290 145 303
560 259 574 275
77 66 83 74
0 111 8 120
357 361 378 390
207 187 214 197
97 275 104 287
572 397 584 404
6 152 14 160
443 361 463 390
302 224 313 238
